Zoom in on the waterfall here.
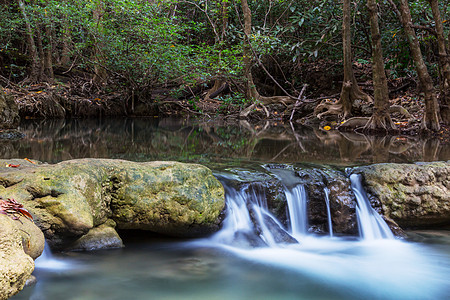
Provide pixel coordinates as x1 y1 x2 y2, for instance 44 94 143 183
350 173 394 240
35 241 70 270
324 187 333 237
284 184 308 238
213 169 394 249
263 166 309 239
212 175 296 247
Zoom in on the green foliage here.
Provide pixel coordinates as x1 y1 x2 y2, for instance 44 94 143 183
217 93 248 113
0 0 448 99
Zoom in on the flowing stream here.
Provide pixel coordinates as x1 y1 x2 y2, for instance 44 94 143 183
6 119 450 300
14 167 450 300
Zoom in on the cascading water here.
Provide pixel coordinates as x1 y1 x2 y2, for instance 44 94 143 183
212 175 296 248
201 170 448 299
15 167 450 300
350 173 394 240
263 166 308 238
35 241 70 270
324 187 333 237
284 184 308 238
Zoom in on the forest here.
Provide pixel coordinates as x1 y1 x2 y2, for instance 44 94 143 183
0 0 449 135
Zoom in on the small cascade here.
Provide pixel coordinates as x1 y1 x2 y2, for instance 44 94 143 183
350 174 394 240
212 175 296 247
284 184 308 238
323 187 333 237
35 241 70 270
212 168 396 249
264 166 309 238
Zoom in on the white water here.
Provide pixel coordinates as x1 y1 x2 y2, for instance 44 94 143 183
350 174 394 240
200 172 449 299
324 187 333 237
16 170 449 300
285 185 308 238
34 241 71 270
211 179 292 247
264 167 308 238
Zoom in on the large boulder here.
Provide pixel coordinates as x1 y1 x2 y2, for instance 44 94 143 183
355 161 450 228
0 87 20 130
0 159 225 249
0 214 45 300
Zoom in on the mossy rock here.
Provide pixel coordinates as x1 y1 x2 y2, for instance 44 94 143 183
0 159 225 249
0 214 44 299
354 161 450 228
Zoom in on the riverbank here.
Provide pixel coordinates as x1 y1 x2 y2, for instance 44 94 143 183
3 82 450 143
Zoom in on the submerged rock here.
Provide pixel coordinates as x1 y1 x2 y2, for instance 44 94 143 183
0 159 225 250
70 220 123 251
354 161 450 229
0 214 44 299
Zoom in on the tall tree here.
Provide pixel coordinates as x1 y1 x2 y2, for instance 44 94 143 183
17 0 42 83
429 0 450 125
339 0 372 116
239 0 293 118
92 0 107 85
315 0 371 120
393 0 441 131
364 0 395 132
241 0 259 101
43 6 54 80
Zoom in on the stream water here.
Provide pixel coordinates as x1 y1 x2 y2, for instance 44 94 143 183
5 118 450 300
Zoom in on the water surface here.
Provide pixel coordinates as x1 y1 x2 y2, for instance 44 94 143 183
4 118 450 300
1 118 448 165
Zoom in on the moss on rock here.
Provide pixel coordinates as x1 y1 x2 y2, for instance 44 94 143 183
0 159 225 249
354 161 450 228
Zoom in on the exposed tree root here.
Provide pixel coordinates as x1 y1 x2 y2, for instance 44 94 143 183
204 79 228 101
314 80 373 120
338 117 370 131
314 100 344 120
337 104 411 132
363 114 397 134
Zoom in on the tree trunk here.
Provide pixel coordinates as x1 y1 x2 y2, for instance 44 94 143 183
17 0 41 83
364 0 396 132
35 24 46 80
429 0 450 125
204 0 228 101
44 15 54 80
315 0 372 120
92 0 107 85
340 0 372 117
397 0 440 131
241 0 259 100
60 23 72 67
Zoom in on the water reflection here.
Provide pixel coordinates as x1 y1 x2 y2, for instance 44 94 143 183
0 118 448 165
